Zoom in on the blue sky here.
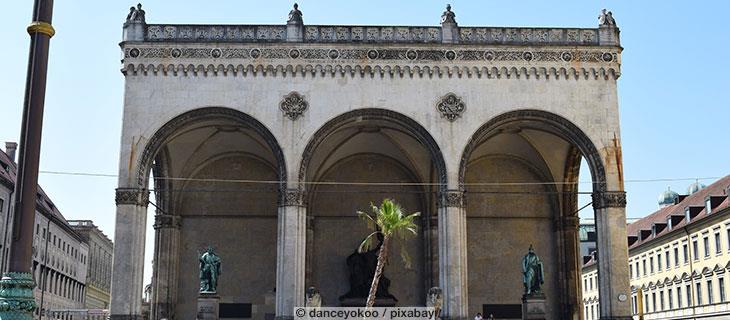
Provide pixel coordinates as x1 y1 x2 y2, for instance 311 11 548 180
1 1 729 285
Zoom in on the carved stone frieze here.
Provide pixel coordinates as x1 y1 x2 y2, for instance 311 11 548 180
123 46 616 64
592 191 627 209
115 188 150 206
438 190 465 208
280 92 309 120
281 188 305 207
153 214 181 230
436 93 466 121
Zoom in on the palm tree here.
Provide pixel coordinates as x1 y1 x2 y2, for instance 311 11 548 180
358 198 420 308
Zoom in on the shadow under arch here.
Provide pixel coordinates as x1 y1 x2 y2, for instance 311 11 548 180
135 106 287 195
298 108 448 192
458 109 607 193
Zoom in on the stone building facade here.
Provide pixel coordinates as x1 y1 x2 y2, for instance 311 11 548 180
0 144 90 319
69 220 114 310
582 176 730 319
111 4 630 320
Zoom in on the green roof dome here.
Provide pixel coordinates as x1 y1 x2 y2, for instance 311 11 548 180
687 180 706 195
658 187 679 206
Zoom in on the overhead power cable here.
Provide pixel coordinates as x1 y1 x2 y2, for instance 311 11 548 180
37 170 723 187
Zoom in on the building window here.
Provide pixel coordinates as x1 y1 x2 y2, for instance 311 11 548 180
630 264 633 279
703 234 710 257
584 278 587 290
657 252 663 271
668 288 674 309
685 207 691 222
677 286 682 308
687 284 692 307
644 293 649 313
665 250 670 270
715 230 722 254
720 277 726 302
674 247 679 267
683 242 689 264
643 259 647 276
652 292 656 312
590 277 593 290
0 198 4 213
660 290 665 311
696 282 703 305
707 280 714 304
667 217 673 230
636 262 640 278
692 237 699 260
650 256 655 273
706 197 712 214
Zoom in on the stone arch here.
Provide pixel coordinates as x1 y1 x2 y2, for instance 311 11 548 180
459 109 607 193
298 108 447 192
136 106 287 195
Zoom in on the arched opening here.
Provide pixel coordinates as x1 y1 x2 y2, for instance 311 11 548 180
299 109 446 307
138 107 286 319
459 110 606 319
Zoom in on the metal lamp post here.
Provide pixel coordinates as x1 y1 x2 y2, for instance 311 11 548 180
0 0 55 319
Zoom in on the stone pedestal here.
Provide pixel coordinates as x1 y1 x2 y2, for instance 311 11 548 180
197 293 220 320
521 294 546 320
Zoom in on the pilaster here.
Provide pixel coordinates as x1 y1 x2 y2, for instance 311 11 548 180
151 214 181 320
438 190 468 319
592 191 632 320
275 189 306 319
110 188 149 319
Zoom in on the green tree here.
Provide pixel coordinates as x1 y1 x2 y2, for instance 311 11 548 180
358 199 420 308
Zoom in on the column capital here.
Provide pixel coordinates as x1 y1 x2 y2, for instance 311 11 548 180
438 190 465 208
153 214 181 230
115 188 150 206
592 191 626 209
280 188 305 207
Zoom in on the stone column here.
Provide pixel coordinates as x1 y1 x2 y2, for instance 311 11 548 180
110 188 149 320
151 213 181 320
557 215 581 320
592 191 632 320
275 189 306 320
438 190 468 320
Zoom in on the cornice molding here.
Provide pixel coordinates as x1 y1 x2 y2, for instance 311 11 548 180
122 62 619 80
120 46 620 79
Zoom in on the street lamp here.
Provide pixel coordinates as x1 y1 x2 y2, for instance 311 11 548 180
0 0 55 319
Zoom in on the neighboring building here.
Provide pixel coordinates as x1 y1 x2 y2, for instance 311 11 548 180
580 219 598 258
582 176 730 320
0 143 90 319
68 220 113 309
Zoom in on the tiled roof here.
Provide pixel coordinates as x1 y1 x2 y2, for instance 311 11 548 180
583 175 730 269
0 147 70 224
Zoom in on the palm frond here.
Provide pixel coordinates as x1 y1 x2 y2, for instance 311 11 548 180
357 231 381 253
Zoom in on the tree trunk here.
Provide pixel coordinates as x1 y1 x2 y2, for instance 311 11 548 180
366 236 390 308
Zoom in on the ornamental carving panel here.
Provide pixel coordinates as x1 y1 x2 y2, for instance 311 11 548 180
438 190 465 208
280 92 308 120
436 93 466 121
115 188 150 206
154 214 181 229
281 188 305 206
592 191 627 209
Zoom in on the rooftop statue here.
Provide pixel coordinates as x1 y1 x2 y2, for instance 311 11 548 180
199 246 222 293
288 3 303 24
440 4 457 24
599 9 616 27
126 3 146 24
521 245 544 296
